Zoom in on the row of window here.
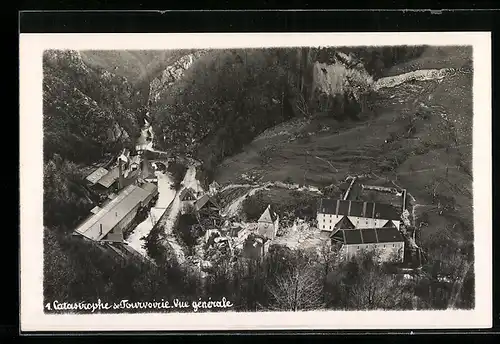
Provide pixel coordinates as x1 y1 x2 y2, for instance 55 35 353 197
356 244 396 249
322 220 379 229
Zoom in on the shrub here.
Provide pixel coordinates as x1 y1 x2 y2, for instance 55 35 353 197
242 193 268 221
167 161 188 190
175 213 200 255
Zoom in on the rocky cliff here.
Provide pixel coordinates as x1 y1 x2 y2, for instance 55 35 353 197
149 50 208 104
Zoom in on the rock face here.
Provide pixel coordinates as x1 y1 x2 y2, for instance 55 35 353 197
149 51 207 103
307 50 375 117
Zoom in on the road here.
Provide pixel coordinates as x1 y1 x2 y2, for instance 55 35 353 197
125 170 176 257
156 165 202 265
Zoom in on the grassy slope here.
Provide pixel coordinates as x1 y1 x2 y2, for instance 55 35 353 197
384 46 472 76
215 47 473 245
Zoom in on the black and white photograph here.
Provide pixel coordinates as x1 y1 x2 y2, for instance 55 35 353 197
20 33 491 331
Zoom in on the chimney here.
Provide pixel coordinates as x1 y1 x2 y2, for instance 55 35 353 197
402 189 407 212
118 160 124 190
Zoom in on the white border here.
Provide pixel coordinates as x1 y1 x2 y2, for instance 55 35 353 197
20 32 492 332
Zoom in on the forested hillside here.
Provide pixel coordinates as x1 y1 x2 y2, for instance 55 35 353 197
43 50 142 230
42 49 203 306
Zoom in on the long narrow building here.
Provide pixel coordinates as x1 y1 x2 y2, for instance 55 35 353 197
317 199 402 235
331 227 405 262
73 182 158 243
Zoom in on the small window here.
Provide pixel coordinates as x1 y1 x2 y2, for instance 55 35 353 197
393 244 395 248
323 225 325 229
357 246 360 250
329 226 331 229
383 245 386 248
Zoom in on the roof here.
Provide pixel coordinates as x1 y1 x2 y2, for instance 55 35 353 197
318 199 401 220
86 167 109 185
74 183 158 241
258 205 278 223
179 188 197 201
140 182 158 195
331 227 404 245
334 216 355 230
195 194 220 211
383 220 396 228
97 166 120 188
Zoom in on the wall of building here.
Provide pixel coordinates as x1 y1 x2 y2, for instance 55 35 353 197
103 225 124 243
344 242 404 262
317 213 342 230
258 222 276 240
111 203 141 239
317 213 400 230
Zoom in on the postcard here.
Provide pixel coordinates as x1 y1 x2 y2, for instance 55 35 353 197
19 32 492 331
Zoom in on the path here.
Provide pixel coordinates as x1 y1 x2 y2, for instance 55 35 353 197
157 165 201 265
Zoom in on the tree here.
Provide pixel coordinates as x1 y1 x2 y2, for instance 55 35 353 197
242 193 267 221
266 254 324 311
43 156 92 230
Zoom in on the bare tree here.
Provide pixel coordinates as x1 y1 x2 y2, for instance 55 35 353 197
342 250 413 310
266 259 324 311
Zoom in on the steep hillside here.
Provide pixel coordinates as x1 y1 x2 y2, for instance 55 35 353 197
80 50 195 86
215 47 473 288
149 47 423 186
43 50 141 162
80 50 197 112
43 50 149 230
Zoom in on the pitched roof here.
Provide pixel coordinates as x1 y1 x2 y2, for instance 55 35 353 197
318 199 401 220
179 188 197 201
383 220 396 228
331 227 404 245
334 215 355 230
86 167 109 185
140 182 158 194
97 166 120 188
74 183 157 241
375 227 404 243
258 205 278 223
195 194 220 211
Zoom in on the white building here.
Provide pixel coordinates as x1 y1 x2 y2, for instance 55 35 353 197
317 199 402 236
258 205 279 240
331 227 405 263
